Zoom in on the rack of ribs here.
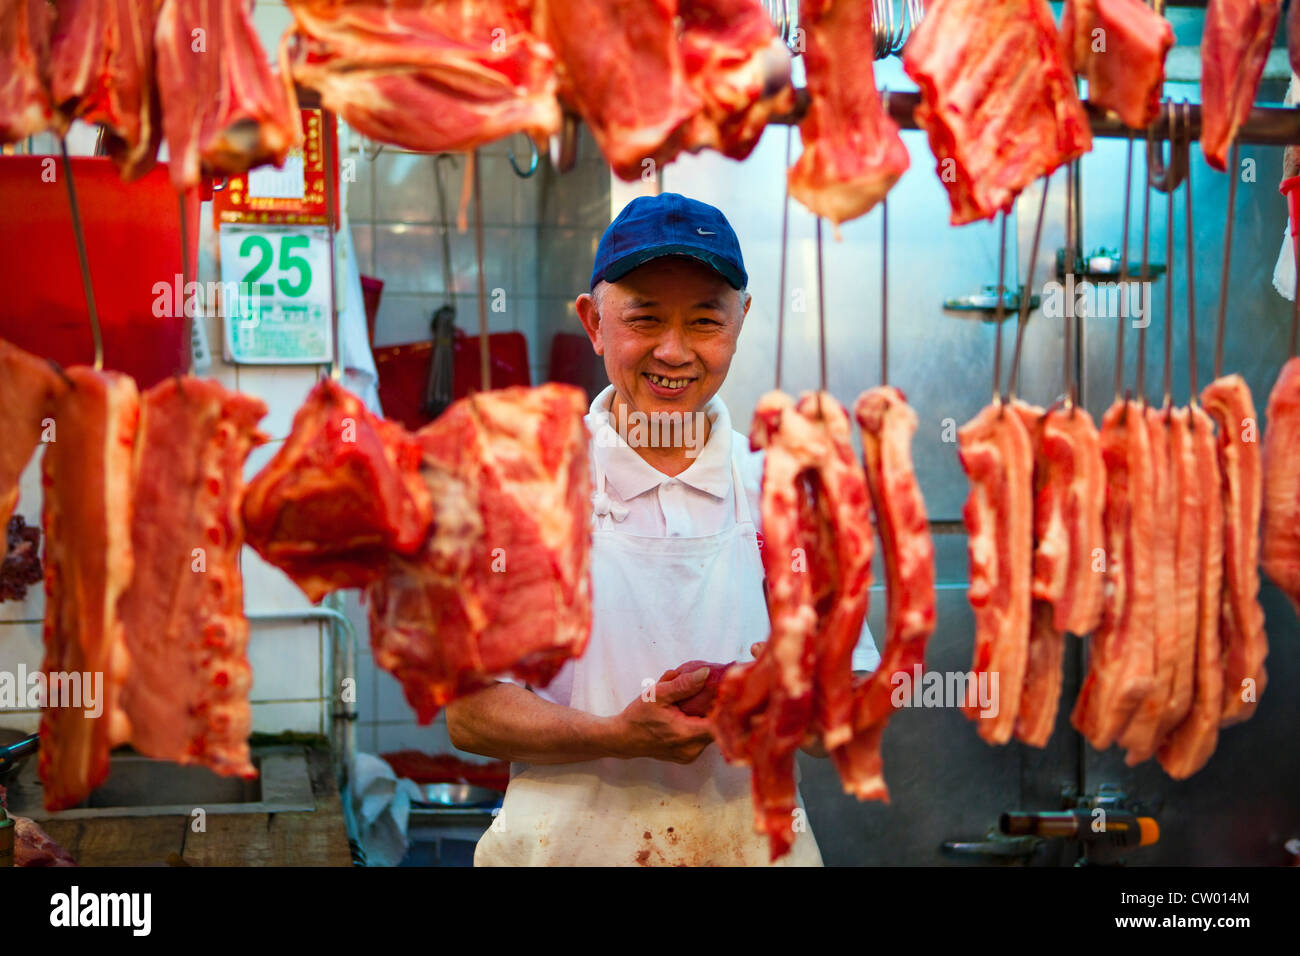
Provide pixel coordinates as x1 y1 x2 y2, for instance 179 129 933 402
119 377 268 778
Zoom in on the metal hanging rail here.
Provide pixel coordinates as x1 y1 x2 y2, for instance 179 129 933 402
772 90 1300 146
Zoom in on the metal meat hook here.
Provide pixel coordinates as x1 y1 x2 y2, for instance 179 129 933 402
1146 98 1188 194
507 136 540 178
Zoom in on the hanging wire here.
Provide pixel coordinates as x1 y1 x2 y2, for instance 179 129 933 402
990 210 1009 405
1214 140 1240 380
1007 171 1052 400
1114 133 1135 402
1183 100 1200 403
880 89 891 388
1162 100 1176 411
816 214 827 406
59 138 103 370
472 149 490 391
1064 158 1077 411
321 114 342 381
776 125 793 391
881 195 889 387
1135 141 1153 407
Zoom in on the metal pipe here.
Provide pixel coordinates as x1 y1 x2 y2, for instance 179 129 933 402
245 606 358 789
773 91 1300 147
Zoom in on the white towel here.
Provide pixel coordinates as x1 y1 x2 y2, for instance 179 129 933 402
1272 71 1300 301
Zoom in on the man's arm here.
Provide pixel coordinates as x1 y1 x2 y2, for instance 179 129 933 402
447 668 714 766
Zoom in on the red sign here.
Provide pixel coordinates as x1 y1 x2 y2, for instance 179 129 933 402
211 109 338 227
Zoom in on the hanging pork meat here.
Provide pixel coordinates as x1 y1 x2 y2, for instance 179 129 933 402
786 0 909 225
0 0 53 144
1156 405 1225 778
1262 357 1300 615
48 0 162 180
902 0 1092 225
1071 399 1156 752
1150 406 1215 765
1115 406 1178 764
39 368 137 812
1200 0 1280 172
1201 374 1268 724
827 386 935 799
119 378 268 779
0 339 64 532
956 400 1034 744
1059 0 1174 131
280 0 562 155
1009 400 1106 748
678 0 795 162
711 391 873 861
367 384 593 723
242 378 433 604
155 0 297 189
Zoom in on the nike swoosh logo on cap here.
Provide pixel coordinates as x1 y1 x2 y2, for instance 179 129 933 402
696 227 715 235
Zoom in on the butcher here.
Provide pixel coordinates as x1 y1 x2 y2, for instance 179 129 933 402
450 192 879 866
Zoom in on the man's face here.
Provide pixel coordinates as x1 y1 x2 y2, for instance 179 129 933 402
576 256 749 421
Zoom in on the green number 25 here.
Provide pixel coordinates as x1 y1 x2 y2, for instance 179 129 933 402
239 234 313 297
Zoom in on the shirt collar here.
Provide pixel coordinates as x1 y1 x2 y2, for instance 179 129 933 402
585 385 733 500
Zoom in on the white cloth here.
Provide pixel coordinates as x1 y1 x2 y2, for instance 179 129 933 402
474 406 824 865
1273 71 1300 302
338 225 382 413
347 752 423 867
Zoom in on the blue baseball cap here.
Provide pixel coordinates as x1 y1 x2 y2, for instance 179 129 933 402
590 192 747 291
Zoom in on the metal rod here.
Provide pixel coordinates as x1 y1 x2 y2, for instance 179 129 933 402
1163 183 1175 408
1136 149 1152 406
245 606 357 790
776 90 1300 148
1184 101 1200 401
991 210 1008 403
1215 140 1240 380
881 195 889 387
321 113 341 382
473 149 490 391
59 139 103 370
1008 172 1051 400
776 125 792 391
1065 159 1076 409
1115 134 1134 402
1163 106 1175 409
816 215 827 395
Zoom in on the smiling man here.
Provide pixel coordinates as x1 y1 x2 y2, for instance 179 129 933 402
452 193 879 866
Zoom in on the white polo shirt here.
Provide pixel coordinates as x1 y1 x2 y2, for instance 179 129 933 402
507 385 880 708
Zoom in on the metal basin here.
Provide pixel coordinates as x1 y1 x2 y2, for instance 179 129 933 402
4 747 316 821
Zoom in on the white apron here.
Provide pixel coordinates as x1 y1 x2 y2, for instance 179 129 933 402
474 436 824 866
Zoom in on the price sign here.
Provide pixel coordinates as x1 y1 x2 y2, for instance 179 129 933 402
219 223 333 364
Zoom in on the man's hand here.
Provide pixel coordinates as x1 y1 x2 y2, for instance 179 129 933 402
608 667 715 764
